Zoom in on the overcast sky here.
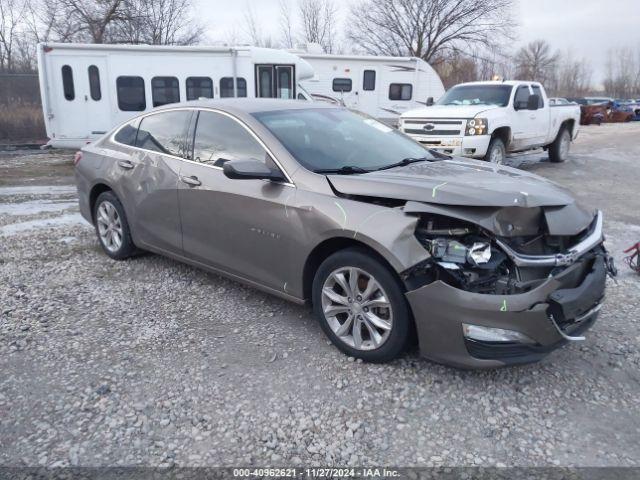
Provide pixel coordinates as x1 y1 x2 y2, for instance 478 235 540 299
197 0 640 83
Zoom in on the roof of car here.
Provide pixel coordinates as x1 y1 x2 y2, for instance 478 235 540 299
154 98 339 114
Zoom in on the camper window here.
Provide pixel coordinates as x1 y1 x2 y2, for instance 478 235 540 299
363 70 376 91
332 78 352 93
88 65 101 101
186 77 213 100
389 83 412 101
117 76 146 111
61 65 74 101
136 110 191 157
152 76 180 107
220 78 248 98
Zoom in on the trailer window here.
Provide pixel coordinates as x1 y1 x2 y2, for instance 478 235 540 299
117 76 146 111
61 65 74 101
332 78 352 93
220 77 247 98
363 70 376 91
186 77 213 100
389 83 412 100
136 110 191 157
88 65 101 101
152 76 180 107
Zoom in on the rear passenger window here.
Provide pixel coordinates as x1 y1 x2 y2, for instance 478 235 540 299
117 76 146 111
186 77 213 100
332 78 352 92
136 110 191 157
363 70 376 91
61 65 74 100
114 121 138 146
88 65 101 101
389 83 412 100
193 111 269 167
152 76 180 107
220 77 247 98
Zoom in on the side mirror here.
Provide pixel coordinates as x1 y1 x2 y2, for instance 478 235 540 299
426 97 434 106
223 158 285 182
527 94 540 110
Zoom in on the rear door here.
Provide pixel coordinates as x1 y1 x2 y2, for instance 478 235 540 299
49 56 111 140
117 109 192 253
178 109 295 292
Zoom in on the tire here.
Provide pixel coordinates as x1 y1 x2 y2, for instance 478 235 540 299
484 137 506 164
93 191 138 260
548 126 571 163
312 247 411 362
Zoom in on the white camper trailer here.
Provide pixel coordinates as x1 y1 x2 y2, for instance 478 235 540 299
295 51 445 123
37 43 315 148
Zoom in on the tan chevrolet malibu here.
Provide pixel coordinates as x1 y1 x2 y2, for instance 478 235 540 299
75 99 615 368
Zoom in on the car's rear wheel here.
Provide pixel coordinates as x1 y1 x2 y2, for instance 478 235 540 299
549 126 571 163
93 191 138 260
484 137 506 164
312 248 411 362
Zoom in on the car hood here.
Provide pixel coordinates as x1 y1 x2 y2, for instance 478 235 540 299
327 159 576 208
402 104 498 118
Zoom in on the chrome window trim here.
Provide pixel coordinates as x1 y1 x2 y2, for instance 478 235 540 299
109 106 295 187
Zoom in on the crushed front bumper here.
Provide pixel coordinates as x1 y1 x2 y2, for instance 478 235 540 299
405 254 607 369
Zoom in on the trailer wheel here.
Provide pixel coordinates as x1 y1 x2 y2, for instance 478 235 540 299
548 126 571 163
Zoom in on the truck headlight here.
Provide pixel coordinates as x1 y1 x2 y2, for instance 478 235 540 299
466 118 488 136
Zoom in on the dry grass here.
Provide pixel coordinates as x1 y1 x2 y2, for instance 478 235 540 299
0 104 46 142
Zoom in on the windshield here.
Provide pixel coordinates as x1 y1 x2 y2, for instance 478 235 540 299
253 108 434 173
437 85 513 107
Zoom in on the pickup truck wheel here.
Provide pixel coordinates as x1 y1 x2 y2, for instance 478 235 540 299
485 137 506 164
549 127 571 163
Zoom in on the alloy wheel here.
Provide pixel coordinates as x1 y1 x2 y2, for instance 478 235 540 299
96 201 123 253
321 267 393 351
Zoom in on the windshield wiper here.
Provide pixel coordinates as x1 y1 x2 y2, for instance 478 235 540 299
375 156 434 171
314 165 371 175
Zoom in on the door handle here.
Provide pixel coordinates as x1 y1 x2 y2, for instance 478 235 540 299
180 175 201 187
118 160 135 170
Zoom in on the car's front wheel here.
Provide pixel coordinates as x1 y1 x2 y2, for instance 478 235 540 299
93 191 138 260
312 248 411 362
484 137 506 164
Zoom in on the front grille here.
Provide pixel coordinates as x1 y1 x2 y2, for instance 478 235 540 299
402 118 465 136
465 339 551 362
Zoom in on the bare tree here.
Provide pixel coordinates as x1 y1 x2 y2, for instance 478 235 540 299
279 0 296 48
514 39 559 85
242 3 275 47
114 0 204 45
348 0 514 63
0 0 29 71
298 0 337 53
57 0 126 43
603 46 640 98
553 50 592 97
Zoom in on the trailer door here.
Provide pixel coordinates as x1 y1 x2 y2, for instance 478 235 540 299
359 67 379 117
49 56 110 141
255 65 295 99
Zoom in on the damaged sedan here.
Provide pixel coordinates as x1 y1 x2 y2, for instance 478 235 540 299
75 100 615 368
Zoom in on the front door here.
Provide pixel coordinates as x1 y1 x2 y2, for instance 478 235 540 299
178 109 295 291
511 84 537 151
255 64 296 99
49 56 111 140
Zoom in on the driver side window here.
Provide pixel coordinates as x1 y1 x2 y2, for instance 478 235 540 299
192 110 275 169
514 86 531 110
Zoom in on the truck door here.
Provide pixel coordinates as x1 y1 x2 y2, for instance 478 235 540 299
49 56 111 141
530 84 549 145
511 84 538 151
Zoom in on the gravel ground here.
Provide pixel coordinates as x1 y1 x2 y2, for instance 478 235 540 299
1 125 639 468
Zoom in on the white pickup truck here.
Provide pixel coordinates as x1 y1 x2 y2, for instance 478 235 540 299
399 80 581 163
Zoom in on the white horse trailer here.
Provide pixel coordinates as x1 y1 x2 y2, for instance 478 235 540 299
296 52 445 124
37 43 315 148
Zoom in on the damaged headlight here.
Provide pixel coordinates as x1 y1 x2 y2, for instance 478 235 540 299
429 238 492 267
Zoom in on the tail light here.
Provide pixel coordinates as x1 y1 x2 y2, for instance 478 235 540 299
73 151 83 166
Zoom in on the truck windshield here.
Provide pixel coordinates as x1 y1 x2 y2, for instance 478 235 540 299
437 85 513 107
253 108 435 173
